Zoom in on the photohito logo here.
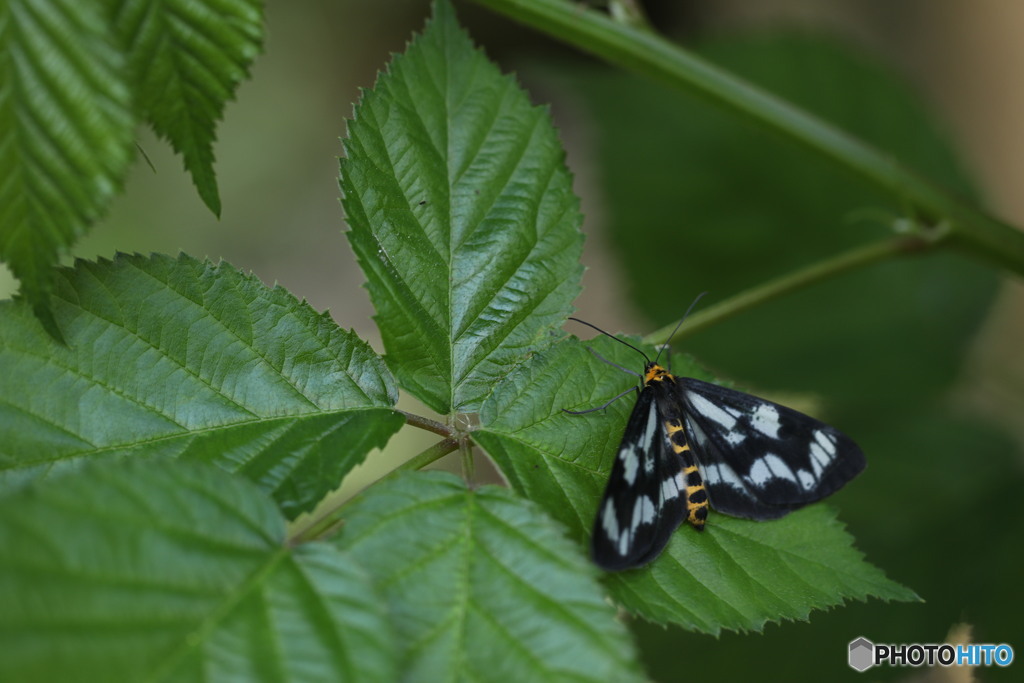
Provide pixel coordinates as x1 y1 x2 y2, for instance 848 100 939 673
848 637 1014 671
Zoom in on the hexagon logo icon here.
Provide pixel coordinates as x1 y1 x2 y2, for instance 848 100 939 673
849 637 874 672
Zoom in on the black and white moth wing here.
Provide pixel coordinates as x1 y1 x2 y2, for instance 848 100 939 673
680 377 866 520
591 387 687 571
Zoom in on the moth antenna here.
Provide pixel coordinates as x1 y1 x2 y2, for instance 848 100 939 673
654 291 708 368
568 317 651 364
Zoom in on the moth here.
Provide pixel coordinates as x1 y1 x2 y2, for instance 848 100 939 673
569 317 866 572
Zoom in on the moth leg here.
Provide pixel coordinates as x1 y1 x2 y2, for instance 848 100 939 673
562 385 638 415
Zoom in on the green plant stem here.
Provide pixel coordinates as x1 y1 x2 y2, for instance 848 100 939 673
289 437 460 545
401 410 452 437
644 235 924 346
470 0 1024 277
292 416 468 543
460 438 475 482
396 437 461 473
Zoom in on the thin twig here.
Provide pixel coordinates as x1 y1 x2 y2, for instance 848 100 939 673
287 437 460 545
470 0 1024 277
645 235 927 346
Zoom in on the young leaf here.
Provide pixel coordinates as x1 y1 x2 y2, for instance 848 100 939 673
0 253 403 518
475 336 915 633
0 0 134 323
111 0 265 216
341 0 583 414
334 471 646 683
0 460 396 682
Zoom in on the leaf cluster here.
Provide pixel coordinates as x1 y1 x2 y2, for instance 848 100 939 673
0 1 942 681
0 0 262 327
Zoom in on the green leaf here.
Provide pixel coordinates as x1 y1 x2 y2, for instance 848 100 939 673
112 0 265 216
475 336 915 633
334 470 645 682
0 0 134 317
540 35 998 407
0 253 403 518
0 459 396 682
655 409 1023 683
475 337 646 537
610 506 916 633
340 0 583 414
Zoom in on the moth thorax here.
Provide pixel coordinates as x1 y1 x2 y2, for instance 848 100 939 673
644 362 671 384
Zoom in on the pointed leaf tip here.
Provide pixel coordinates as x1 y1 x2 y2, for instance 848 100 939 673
476 338 915 633
340 0 583 413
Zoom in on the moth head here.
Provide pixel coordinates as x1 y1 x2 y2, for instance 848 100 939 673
644 362 671 384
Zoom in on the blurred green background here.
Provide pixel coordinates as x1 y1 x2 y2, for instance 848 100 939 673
5 1 1022 679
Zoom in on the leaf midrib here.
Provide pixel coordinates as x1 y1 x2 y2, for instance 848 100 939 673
0 406 398 473
142 545 292 683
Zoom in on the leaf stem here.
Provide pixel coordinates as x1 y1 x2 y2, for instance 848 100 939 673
288 437 461 545
401 410 453 437
470 0 1024 276
644 234 928 346
396 437 461 473
460 438 475 482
